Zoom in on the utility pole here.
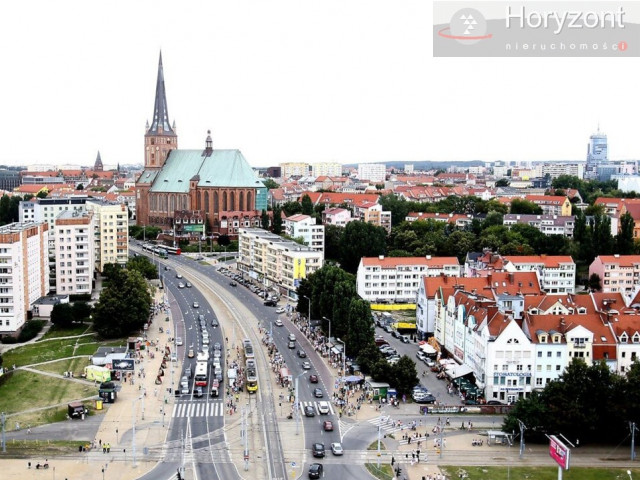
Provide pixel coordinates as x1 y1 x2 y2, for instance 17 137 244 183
518 419 527 459
630 421 638 461
295 372 304 435
1 411 6 453
132 396 140 468
243 406 249 471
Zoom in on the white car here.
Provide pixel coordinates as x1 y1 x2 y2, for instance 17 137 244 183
193 302 200 308
275 307 285 314
176 337 183 346
331 442 343 455
274 319 283 327
318 401 330 414
178 282 185 289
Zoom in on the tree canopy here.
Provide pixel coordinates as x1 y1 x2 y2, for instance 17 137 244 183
93 267 152 339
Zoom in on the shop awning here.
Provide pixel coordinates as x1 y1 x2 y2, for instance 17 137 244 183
420 344 437 355
445 364 473 379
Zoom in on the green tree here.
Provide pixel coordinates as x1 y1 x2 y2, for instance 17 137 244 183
281 201 302 217
617 212 635 255
324 225 343 262
588 273 602 291
509 199 543 215
36 190 48 199
346 298 374 358
93 269 152 338
50 303 74 328
72 301 93 324
76 183 84 190
378 194 411 228
502 391 549 442
389 356 418 396
301 194 314 216
261 209 270 230
0 194 11 225
339 221 387 274
262 178 279 189
127 255 159 280
495 178 510 187
218 234 231 247
272 205 283 234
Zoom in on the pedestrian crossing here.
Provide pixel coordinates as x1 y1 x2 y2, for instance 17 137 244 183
367 416 402 434
299 401 336 416
172 401 225 418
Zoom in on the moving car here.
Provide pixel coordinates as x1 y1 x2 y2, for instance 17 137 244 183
186 282 192 288
275 307 285 314
302 361 312 370
331 442 343 455
323 420 334 431
230 281 237 287
176 337 183 346
304 405 315 417
312 443 325 458
193 302 199 308
178 282 185 288
309 374 319 383
297 349 307 358
176 273 183 279
318 401 330 414
194 386 203 398
288 341 296 349
308 463 323 479
274 319 283 327
313 388 323 398
188 349 195 358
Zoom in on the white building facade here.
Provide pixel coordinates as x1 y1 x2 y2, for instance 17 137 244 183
357 163 386 183
85 200 129 272
283 214 325 254
54 211 95 295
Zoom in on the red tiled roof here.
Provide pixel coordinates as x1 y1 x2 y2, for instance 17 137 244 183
362 256 459 268
595 255 640 266
504 255 574 267
525 195 567 204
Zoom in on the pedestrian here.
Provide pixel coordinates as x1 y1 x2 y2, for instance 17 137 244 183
103 445 106 454
28 461 31 469
99 439 102 447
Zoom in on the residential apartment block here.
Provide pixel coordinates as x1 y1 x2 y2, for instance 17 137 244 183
356 255 461 304
54 211 95 295
280 162 310 179
354 202 392 233
311 162 342 177
524 195 572 216
283 214 324 254
503 214 575 237
237 228 323 299
321 207 353 227
357 163 386 183
589 254 640 296
85 200 129 272
0 222 49 336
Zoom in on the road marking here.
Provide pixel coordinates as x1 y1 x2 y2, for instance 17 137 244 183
173 400 224 418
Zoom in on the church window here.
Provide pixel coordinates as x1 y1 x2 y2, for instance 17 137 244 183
222 192 228 211
247 191 253 210
230 192 236 211
196 192 201 210
214 192 219 212
239 191 245 210
205 192 210 213
170 195 175 212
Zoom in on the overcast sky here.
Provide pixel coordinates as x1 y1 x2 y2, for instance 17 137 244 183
0 0 637 169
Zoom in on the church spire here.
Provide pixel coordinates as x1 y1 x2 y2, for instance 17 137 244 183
147 51 174 135
94 151 103 172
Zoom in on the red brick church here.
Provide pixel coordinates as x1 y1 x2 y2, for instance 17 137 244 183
135 53 267 237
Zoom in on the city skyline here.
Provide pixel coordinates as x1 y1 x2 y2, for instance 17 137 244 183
1 1 638 168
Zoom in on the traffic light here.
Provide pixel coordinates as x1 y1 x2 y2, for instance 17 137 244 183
391 456 395 466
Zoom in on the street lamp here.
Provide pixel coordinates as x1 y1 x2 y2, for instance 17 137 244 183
102 464 108 480
132 394 143 468
302 295 311 331
336 338 346 380
628 470 633 480
322 317 332 345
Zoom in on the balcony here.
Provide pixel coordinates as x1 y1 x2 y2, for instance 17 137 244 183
573 343 586 349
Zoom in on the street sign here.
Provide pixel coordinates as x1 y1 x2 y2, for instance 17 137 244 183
549 435 570 470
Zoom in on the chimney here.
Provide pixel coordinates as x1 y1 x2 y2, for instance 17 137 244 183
426 255 432 260
378 255 384 260
487 273 492 286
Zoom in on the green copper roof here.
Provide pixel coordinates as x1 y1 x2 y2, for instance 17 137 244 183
150 149 262 193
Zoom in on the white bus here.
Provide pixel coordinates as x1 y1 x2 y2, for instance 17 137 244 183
195 362 208 387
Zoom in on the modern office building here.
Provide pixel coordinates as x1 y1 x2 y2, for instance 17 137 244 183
585 128 608 180
0 222 49 336
54 211 95 295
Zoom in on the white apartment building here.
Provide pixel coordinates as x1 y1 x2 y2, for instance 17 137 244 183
19 197 90 232
357 255 461 304
283 214 325 254
311 162 342 177
280 162 310 179
503 255 576 294
85 200 129 272
541 162 584 179
503 214 575 237
357 163 386 183
0 222 49 336
237 228 324 299
54 211 95 295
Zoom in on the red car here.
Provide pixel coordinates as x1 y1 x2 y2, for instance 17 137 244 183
323 421 334 431
309 374 319 383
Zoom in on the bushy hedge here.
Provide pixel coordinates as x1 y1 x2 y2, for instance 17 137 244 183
2 320 46 344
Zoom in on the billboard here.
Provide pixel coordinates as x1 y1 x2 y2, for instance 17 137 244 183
184 224 204 233
111 359 135 371
549 435 570 470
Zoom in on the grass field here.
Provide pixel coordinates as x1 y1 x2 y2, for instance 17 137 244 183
33 357 91 377
1 439 86 457
440 466 640 479
365 463 394 480
40 324 92 340
0 370 98 427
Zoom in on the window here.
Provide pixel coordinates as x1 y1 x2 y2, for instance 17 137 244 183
547 351 552 357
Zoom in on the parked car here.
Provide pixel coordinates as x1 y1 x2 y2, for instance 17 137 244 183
264 300 277 307
176 337 183 346
400 335 411 343
230 281 237 287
